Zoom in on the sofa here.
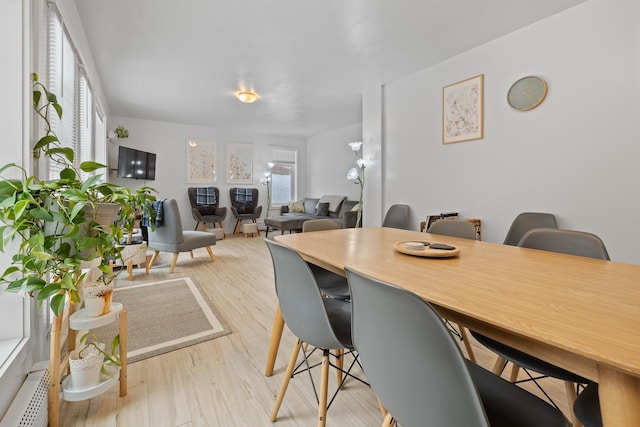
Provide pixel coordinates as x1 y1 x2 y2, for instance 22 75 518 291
264 196 359 236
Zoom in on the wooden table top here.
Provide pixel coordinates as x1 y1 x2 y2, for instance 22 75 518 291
275 227 640 382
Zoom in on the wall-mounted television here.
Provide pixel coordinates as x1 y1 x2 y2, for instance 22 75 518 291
117 146 156 180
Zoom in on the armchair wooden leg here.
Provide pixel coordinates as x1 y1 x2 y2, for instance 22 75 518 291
169 253 179 273
205 246 215 262
194 222 200 231
271 339 303 422
189 250 194 259
200 224 206 231
148 251 160 269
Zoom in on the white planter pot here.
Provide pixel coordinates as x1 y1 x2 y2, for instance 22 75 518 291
82 285 113 317
69 347 103 389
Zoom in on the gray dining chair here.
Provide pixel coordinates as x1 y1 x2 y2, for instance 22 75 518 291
428 219 477 240
382 204 410 230
345 267 569 427
471 228 609 427
302 219 350 300
264 239 365 427
573 384 602 427
425 218 477 362
147 198 216 272
503 212 558 246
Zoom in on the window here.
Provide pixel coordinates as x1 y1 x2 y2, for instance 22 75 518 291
47 5 97 181
270 148 297 204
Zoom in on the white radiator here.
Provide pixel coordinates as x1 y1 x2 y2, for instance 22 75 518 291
0 363 48 427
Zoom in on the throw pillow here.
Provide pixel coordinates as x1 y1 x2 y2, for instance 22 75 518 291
289 199 304 213
316 202 330 216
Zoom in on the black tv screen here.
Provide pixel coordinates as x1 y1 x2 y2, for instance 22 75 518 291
117 146 156 180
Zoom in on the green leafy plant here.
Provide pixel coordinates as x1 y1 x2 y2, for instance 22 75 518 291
0 74 152 316
118 186 157 244
114 125 128 138
78 332 121 375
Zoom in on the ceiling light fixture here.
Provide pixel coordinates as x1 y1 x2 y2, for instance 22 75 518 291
236 90 259 103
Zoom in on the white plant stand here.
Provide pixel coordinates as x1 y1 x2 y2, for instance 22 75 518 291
49 302 128 426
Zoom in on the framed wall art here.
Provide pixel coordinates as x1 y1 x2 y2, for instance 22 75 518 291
186 139 217 183
442 74 484 144
225 141 253 184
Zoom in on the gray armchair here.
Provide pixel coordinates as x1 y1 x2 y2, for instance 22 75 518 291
229 188 262 235
147 198 216 273
187 187 227 231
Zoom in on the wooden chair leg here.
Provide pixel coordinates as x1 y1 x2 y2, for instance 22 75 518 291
265 305 285 376
458 324 477 363
252 218 261 236
201 223 206 231
317 351 330 427
205 246 215 262
335 349 343 383
565 381 582 427
148 251 160 269
271 339 302 422
194 222 200 231
189 250 194 259
492 356 508 375
382 412 395 427
509 364 520 382
169 253 179 273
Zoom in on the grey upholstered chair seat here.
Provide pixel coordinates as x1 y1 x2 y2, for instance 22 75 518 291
147 198 216 273
149 230 217 253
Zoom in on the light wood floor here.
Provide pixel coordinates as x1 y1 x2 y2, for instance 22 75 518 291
60 234 572 426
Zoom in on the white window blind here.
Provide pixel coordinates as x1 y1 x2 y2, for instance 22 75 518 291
47 4 97 181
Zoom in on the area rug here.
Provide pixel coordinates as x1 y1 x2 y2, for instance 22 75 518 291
92 277 231 363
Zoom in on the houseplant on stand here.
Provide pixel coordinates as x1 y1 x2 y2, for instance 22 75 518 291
0 75 143 422
0 73 141 315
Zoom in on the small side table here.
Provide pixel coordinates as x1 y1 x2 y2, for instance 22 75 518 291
241 222 259 238
111 243 149 280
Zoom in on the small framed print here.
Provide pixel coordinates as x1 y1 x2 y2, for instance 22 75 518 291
442 74 484 144
225 142 253 184
185 139 217 183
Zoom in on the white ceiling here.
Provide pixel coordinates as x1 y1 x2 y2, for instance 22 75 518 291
74 0 586 138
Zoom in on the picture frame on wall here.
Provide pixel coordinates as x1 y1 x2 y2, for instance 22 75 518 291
225 141 253 184
442 74 484 144
185 138 217 183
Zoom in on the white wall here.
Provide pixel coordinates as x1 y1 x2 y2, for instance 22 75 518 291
307 123 363 201
107 116 307 231
381 0 640 264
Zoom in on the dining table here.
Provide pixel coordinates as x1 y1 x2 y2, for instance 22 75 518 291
266 227 640 427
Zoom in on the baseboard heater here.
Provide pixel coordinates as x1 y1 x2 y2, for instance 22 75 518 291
0 362 49 427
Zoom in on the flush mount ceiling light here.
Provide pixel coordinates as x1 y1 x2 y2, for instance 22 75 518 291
236 90 259 103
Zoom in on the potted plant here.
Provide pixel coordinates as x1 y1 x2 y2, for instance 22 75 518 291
0 73 148 317
118 186 157 245
69 332 121 388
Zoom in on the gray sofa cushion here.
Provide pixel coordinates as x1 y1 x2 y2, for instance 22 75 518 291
316 202 330 216
304 198 319 215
